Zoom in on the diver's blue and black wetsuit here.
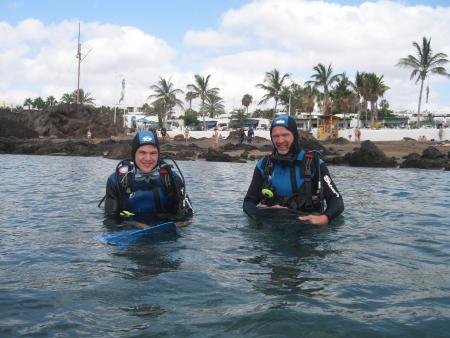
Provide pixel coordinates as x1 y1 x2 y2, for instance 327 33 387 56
104 164 191 224
243 116 344 222
104 130 193 225
243 150 344 221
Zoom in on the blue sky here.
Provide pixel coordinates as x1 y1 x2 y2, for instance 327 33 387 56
2 0 445 43
1 0 449 112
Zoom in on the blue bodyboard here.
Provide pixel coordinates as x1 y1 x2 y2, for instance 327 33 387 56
96 221 177 246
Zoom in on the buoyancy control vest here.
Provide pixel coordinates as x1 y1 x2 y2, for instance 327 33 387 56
256 150 324 213
111 158 193 218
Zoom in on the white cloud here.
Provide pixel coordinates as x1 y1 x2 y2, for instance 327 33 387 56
1 0 450 113
183 0 450 111
0 19 177 106
184 29 248 49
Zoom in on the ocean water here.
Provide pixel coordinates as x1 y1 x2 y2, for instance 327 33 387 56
1 154 449 338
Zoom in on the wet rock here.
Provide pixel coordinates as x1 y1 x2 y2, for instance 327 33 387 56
344 140 397 167
161 142 203 151
103 142 131 160
422 146 445 160
332 137 350 144
323 155 347 165
222 143 257 151
0 107 124 139
201 149 245 162
259 144 274 152
172 134 184 142
162 150 197 160
299 131 325 152
0 116 38 138
400 147 450 170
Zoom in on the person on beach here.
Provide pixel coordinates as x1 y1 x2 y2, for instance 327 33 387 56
438 126 444 142
160 127 170 142
184 127 190 144
247 126 254 144
238 127 245 145
103 130 193 227
243 115 344 225
212 127 221 148
354 127 361 142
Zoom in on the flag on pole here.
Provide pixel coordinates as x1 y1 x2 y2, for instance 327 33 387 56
118 78 125 104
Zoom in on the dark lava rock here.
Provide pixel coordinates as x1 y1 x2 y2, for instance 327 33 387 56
0 107 124 139
422 146 445 160
344 140 397 167
222 143 257 151
400 147 450 170
323 155 347 165
298 130 325 153
0 116 38 138
201 149 245 162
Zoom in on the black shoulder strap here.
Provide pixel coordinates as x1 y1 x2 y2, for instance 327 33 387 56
262 155 273 177
302 152 315 211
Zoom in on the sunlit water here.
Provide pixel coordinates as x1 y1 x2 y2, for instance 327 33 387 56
1 154 449 337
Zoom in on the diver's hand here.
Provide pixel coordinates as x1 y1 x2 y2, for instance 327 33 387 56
176 221 188 228
133 222 150 229
269 204 287 209
298 214 329 225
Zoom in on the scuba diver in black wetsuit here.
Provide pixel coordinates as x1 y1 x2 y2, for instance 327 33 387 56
101 130 193 228
243 115 344 225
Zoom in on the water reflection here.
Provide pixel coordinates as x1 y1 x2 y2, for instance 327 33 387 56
241 218 339 297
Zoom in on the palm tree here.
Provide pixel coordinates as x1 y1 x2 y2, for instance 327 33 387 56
187 74 219 130
60 93 73 106
241 94 253 115
23 98 33 110
280 82 304 116
33 97 45 110
231 108 247 123
331 74 355 129
350 71 365 127
148 77 184 128
303 85 319 130
397 37 450 126
46 96 57 108
185 91 198 113
256 68 290 117
360 73 389 126
305 63 342 115
72 89 95 105
204 92 225 118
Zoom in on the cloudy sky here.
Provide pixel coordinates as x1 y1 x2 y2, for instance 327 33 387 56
1 0 449 113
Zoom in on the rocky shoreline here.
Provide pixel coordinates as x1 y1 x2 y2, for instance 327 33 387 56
1 134 450 170
2 108 449 170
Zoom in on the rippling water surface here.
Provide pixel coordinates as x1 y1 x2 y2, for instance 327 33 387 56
1 154 449 337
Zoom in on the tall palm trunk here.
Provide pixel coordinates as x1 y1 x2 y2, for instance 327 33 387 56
202 98 206 130
417 77 425 127
370 101 375 127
